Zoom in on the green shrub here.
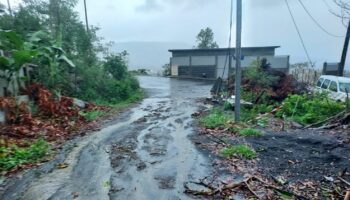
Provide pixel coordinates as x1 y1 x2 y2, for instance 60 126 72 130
75 61 141 104
80 110 106 121
223 101 233 111
220 145 256 159
238 128 262 137
0 139 50 172
240 104 275 122
276 93 344 125
199 109 232 129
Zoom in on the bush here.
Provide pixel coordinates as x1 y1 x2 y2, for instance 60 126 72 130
223 101 233 111
80 110 106 121
238 128 262 137
0 139 50 172
199 109 233 129
276 93 344 125
74 56 141 104
220 145 256 159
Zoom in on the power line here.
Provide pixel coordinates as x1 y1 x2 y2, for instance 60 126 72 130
322 0 333 10
220 0 234 78
215 0 233 96
284 0 314 67
298 0 344 38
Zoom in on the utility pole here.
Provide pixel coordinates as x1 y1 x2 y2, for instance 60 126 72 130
84 0 89 32
339 20 350 76
6 0 12 16
235 0 242 122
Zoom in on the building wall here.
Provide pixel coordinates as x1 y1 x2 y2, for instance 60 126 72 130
170 57 190 66
171 48 276 57
191 56 216 66
170 47 289 79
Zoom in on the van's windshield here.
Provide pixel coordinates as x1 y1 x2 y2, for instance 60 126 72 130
339 82 350 92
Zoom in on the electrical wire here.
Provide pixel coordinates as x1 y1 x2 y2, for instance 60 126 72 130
322 0 333 11
284 0 314 67
220 0 233 79
215 0 233 96
298 0 344 38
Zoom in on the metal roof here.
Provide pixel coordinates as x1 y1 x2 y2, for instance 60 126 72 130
168 46 280 52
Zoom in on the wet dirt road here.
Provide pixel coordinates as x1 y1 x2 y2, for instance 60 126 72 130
1 76 213 200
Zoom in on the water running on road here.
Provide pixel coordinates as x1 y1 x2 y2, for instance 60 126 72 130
1 76 213 200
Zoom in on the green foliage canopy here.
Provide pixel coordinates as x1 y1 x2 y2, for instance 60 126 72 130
195 27 219 49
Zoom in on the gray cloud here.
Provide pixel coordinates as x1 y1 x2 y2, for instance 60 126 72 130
74 0 349 69
135 0 163 12
248 0 284 8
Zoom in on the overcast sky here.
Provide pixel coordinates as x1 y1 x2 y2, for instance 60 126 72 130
74 0 348 68
2 0 349 69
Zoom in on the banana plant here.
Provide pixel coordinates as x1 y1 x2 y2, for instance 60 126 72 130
27 30 75 89
0 30 37 96
0 29 75 95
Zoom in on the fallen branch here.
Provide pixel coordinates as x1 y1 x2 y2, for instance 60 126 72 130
252 176 309 200
339 177 350 186
304 111 347 129
244 179 261 199
184 177 250 196
205 131 229 146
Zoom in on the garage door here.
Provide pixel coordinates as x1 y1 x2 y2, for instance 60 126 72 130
191 66 216 78
178 66 190 76
178 66 216 79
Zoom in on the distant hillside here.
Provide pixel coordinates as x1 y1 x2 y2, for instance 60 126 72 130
111 41 191 71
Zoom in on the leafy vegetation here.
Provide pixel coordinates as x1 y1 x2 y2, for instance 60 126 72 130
80 110 106 121
239 58 300 103
238 128 262 137
0 0 140 104
129 69 149 76
199 109 232 129
276 93 344 125
0 139 50 172
0 0 143 174
195 27 219 49
220 145 256 159
162 63 171 76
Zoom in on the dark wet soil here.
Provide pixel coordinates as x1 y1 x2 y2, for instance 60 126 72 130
246 131 350 182
190 116 350 199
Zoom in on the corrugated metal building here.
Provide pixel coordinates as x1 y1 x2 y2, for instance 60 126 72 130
169 46 289 79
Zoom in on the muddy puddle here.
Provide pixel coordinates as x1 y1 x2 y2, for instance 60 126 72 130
108 77 214 200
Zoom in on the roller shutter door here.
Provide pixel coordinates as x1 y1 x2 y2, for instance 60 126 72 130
191 66 216 78
178 66 190 76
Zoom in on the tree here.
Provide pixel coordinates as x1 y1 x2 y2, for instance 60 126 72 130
195 27 219 49
162 64 171 76
331 0 350 26
104 52 129 80
0 0 140 103
0 3 6 14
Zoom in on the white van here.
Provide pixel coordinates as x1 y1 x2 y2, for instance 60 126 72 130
315 75 350 102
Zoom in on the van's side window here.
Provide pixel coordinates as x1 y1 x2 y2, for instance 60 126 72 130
317 78 324 87
329 81 338 92
321 79 331 89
